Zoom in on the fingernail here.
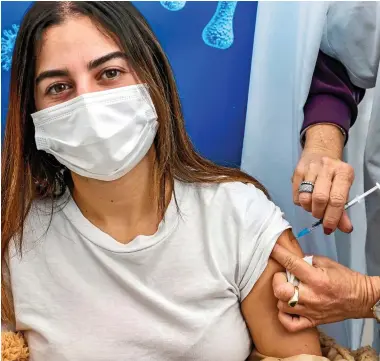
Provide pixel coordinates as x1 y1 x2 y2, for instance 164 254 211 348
349 227 354 234
324 228 333 235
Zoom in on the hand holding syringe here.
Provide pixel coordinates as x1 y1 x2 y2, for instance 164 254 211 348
297 182 380 239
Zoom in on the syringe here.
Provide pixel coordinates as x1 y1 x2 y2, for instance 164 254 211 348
296 182 380 239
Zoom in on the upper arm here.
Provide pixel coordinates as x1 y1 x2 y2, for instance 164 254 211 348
241 229 322 358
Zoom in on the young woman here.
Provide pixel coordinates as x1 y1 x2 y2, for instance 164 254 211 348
1 2 322 360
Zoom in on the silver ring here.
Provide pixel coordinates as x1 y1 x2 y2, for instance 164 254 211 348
298 181 314 194
288 286 299 308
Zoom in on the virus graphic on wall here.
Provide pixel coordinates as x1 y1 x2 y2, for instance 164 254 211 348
202 1 237 50
1 24 19 71
160 1 186 11
160 1 238 50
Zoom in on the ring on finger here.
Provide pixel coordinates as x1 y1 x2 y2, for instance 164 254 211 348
288 286 299 308
298 181 315 194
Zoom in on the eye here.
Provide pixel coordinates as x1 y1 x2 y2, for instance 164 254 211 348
101 69 121 80
47 83 70 95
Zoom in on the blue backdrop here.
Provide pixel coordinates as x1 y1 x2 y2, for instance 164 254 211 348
1 1 258 167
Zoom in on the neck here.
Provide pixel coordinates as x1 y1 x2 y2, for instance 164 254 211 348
71 148 159 235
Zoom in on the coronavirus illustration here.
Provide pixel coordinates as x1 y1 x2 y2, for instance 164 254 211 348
1 2 238 73
160 1 238 50
1 24 19 71
160 1 186 11
202 1 237 50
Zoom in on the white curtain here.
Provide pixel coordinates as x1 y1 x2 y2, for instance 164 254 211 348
241 1 371 348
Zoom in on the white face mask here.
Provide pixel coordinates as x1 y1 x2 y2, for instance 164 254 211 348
31 84 158 181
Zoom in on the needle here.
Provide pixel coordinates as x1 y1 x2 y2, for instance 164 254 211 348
296 182 380 239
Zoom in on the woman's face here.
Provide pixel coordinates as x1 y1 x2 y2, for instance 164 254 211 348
34 16 139 111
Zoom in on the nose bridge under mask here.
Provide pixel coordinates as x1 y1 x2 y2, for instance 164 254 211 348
32 84 152 123
31 84 159 181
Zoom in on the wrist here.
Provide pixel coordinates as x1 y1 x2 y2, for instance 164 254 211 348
304 124 344 159
361 276 380 319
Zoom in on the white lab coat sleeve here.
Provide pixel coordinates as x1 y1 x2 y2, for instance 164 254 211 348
320 1 380 89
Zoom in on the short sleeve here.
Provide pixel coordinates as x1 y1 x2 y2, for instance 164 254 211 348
238 184 291 301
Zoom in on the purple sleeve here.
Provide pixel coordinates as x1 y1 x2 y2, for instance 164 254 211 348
302 51 365 143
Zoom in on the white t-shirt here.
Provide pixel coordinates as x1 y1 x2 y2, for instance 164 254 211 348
9 180 290 361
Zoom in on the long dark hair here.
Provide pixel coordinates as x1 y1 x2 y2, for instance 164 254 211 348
1 1 266 323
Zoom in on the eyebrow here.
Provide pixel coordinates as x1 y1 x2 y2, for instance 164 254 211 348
88 51 128 70
35 51 128 85
35 69 69 86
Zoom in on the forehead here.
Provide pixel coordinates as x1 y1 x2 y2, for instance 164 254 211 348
35 16 121 72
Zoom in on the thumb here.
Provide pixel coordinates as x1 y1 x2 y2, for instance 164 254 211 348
312 255 336 268
271 244 314 282
337 211 353 233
